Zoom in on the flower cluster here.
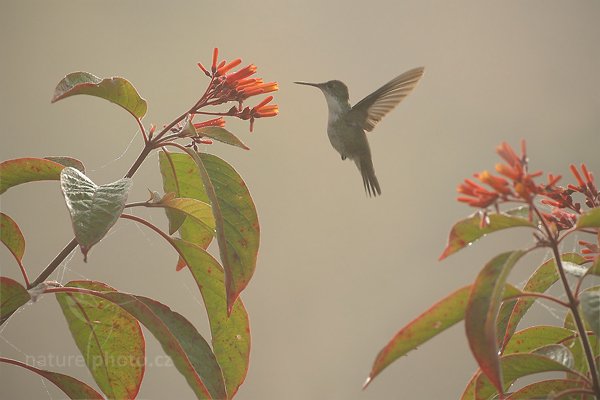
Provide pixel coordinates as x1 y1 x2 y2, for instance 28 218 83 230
457 140 542 208
195 48 279 132
457 140 598 233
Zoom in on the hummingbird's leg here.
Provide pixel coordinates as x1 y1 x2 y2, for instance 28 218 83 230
341 155 346 160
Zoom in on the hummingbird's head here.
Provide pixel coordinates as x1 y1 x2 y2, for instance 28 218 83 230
294 80 350 103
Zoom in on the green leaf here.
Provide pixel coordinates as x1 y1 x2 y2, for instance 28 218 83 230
158 151 213 246
0 157 66 194
0 357 103 399
474 353 581 399
503 326 576 355
45 156 86 173
465 250 526 396
58 287 226 399
52 72 147 119
60 167 132 260
499 253 586 351
580 289 600 338
109 293 226 400
577 207 600 228
174 239 250 398
157 197 215 245
365 284 521 388
0 277 31 323
1 213 25 267
196 127 249 150
439 208 535 260
160 151 259 312
505 379 586 400
56 281 145 399
198 152 260 312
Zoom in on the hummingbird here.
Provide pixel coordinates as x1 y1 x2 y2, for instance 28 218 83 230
295 67 425 197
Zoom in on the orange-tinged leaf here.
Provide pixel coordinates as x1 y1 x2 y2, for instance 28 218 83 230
439 208 534 260
158 151 213 247
0 212 25 267
365 284 521 388
0 357 103 399
158 197 215 243
174 239 250 398
474 353 581 399
0 277 31 323
56 281 145 400
503 326 575 355
44 156 85 173
163 150 259 314
196 127 249 150
465 250 526 396
505 379 588 400
199 152 259 314
0 157 65 194
52 72 147 119
55 286 226 399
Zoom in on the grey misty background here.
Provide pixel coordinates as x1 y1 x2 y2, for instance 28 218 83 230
1 1 599 399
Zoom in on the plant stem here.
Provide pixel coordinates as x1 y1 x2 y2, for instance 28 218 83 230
125 142 153 178
27 239 78 290
533 206 600 396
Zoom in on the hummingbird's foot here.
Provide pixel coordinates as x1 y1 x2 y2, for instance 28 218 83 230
341 155 346 160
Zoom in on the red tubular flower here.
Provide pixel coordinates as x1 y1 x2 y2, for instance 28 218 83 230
245 96 279 132
192 48 278 133
225 65 258 85
211 48 219 73
197 63 211 77
193 117 225 129
255 105 278 118
475 170 512 195
217 59 242 76
495 163 521 180
581 164 594 185
496 141 521 167
568 163 599 208
570 164 585 187
457 179 500 208
236 78 263 88
251 96 279 118
239 82 279 98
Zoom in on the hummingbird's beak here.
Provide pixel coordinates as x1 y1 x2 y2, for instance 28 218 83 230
294 81 323 88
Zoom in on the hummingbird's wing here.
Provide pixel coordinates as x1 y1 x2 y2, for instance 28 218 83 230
350 67 425 132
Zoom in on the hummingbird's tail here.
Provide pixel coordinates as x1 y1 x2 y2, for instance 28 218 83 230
356 156 381 197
